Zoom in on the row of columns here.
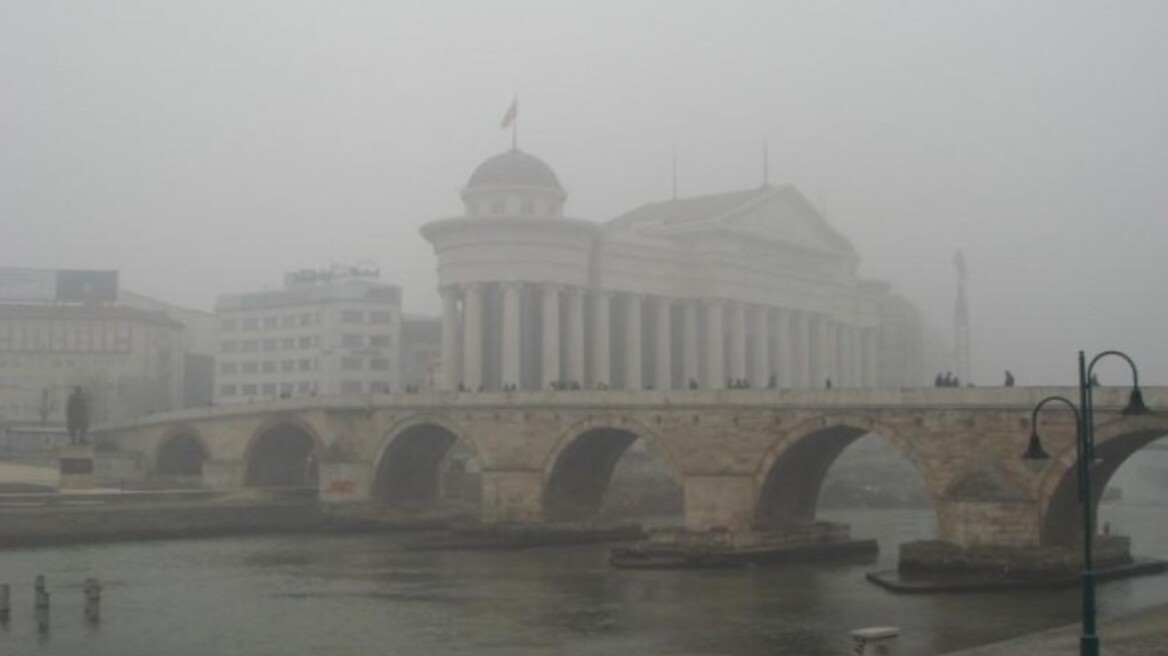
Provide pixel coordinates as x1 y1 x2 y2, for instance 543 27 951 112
439 283 879 392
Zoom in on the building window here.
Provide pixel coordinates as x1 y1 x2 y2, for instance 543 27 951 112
262 338 278 351
281 315 296 328
242 362 259 374
341 357 362 371
342 334 364 348
281 337 296 350
241 339 258 352
299 336 313 349
221 341 238 353
219 384 237 396
262 361 277 373
369 357 390 371
219 362 238 375
491 200 505 215
369 311 393 325
279 383 294 396
243 317 259 331
220 319 238 332
241 384 258 396
299 313 313 326
281 360 295 372
341 381 362 394
369 335 390 348
263 316 278 329
297 382 312 393
298 358 312 371
341 310 364 324
521 200 534 215
261 383 277 396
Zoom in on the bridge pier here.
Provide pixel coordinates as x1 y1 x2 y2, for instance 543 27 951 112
682 475 756 532
480 470 544 523
935 499 1042 549
201 460 243 490
319 462 372 504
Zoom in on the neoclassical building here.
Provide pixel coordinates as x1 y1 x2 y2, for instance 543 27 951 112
421 148 925 392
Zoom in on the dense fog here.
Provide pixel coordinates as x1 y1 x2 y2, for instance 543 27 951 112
3 1 1166 385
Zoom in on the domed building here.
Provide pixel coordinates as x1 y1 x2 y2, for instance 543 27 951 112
421 147 925 392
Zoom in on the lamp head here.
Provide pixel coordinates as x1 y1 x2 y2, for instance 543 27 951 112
1123 387 1149 416
1023 430 1051 463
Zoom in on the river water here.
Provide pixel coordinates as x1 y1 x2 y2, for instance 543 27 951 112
0 504 1165 656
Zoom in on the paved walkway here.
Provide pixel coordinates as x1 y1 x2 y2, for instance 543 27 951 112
0 460 57 489
943 603 1168 655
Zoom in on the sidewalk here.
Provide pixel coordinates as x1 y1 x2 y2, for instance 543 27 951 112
942 603 1168 655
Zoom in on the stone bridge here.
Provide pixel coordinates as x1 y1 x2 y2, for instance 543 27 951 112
98 387 1168 550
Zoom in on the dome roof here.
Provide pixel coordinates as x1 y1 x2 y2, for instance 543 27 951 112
465 149 563 191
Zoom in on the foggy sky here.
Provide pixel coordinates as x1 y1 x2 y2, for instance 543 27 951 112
3 1 1167 386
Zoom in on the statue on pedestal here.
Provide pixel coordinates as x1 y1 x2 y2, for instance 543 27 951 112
66 386 90 446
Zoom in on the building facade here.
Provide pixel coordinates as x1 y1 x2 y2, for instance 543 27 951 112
0 303 185 426
212 267 403 403
400 315 441 391
422 148 926 392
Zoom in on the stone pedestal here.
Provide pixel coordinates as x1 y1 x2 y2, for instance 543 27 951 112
58 445 96 490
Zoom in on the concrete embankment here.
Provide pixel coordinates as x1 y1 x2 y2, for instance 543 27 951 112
0 491 441 548
941 602 1168 656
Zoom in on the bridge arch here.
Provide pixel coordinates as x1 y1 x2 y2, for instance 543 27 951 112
153 426 210 480
753 415 935 529
243 415 324 488
541 416 680 524
371 415 479 509
1036 414 1168 547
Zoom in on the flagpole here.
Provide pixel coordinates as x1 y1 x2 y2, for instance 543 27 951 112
512 116 518 151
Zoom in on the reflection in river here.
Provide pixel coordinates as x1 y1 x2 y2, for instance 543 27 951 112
0 506 1164 656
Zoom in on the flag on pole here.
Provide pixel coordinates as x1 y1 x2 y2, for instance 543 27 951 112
500 98 518 129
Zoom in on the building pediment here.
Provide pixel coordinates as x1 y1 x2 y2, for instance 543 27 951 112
608 186 854 255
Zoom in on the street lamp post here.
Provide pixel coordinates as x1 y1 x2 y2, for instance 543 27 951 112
1022 350 1148 656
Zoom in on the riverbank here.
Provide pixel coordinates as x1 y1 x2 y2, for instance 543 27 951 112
0 491 445 548
941 602 1168 655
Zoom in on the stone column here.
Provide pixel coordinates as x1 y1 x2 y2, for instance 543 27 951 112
848 325 863 388
439 287 460 391
565 288 585 387
541 285 560 388
752 306 770 388
774 308 791 388
461 283 484 391
592 291 612 387
823 319 837 388
624 294 643 390
728 302 747 385
704 300 724 388
839 324 854 387
682 300 699 388
809 315 827 388
794 311 811 388
863 327 879 387
501 282 522 389
655 297 672 390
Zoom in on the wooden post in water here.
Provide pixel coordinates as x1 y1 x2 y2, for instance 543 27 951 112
84 578 101 623
34 575 49 634
0 583 10 624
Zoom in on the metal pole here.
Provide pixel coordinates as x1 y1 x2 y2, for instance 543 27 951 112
1077 350 1099 656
